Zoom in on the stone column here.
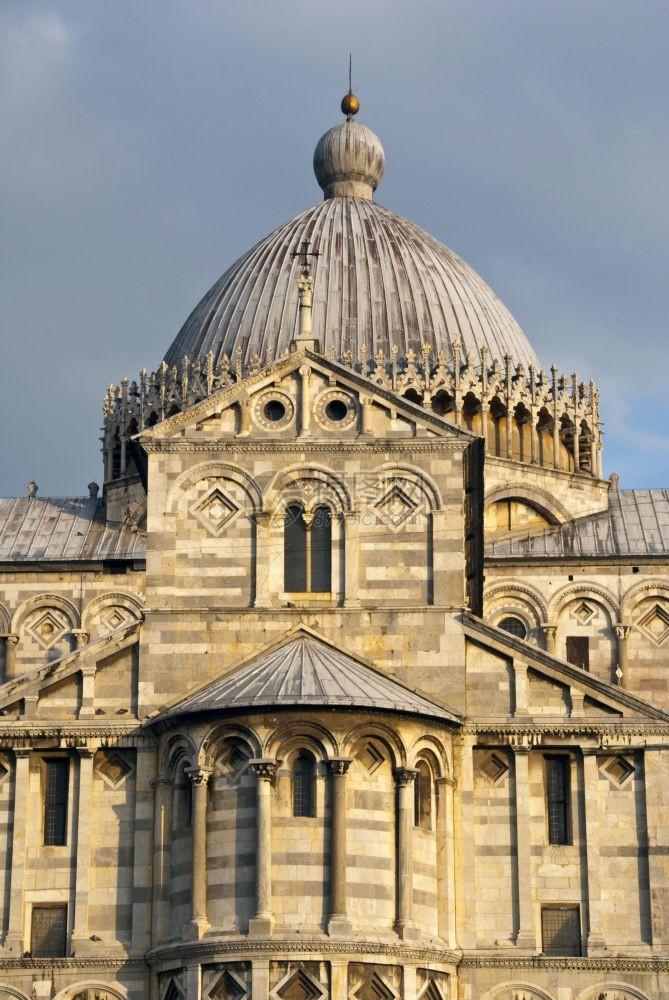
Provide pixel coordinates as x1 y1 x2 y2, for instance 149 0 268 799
614 623 632 688
253 512 272 608
151 776 173 947
582 750 605 953
642 748 669 950
343 512 360 608
78 664 97 720
184 963 202 1000
513 661 528 716
4 749 31 954
298 365 311 437
71 747 95 952
512 746 536 949
454 736 476 949
3 634 19 681
249 759 277 936
131 746 155 956
251 958 270 1000
185 765 213 939
541 623 557 655
395 767 419 940
330 961 348 1000
359 395 373 437
436 776 456 948
480 402 489 453
430 509 449 607
327 758 352 935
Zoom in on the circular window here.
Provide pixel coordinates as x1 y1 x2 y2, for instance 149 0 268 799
498 616 527 639
325 398 348 422
264 399 286 422
252 390 294 430
314 389 357 430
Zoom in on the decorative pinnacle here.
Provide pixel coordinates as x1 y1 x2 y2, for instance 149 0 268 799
341 54 360 120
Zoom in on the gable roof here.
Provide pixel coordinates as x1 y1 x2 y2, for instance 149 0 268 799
137 346 475 445
0 497 146 562
487 489 669 560
156 631 460 724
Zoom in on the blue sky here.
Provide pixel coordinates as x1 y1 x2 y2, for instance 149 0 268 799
1 1 667 495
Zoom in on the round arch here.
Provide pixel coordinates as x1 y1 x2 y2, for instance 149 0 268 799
12 593 80 632
265 463 353 514
484 482 572 525
407 734 449 778
480 983 556 1000
200 722 262 768
370 462 443 511
621 579 669 621
82 591 144 631
548 582 619 622
164 461 264 515
0 603 11 634
265 720 339 762
342 721 406 769
484 581 549 624
576 984 651 1000
0 987 32 1000
55 985 126 1000
159 732 198 777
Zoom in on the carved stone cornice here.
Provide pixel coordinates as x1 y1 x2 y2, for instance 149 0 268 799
459 954 669 972
0 725 155 748
142 439 465 455
146 935 461 968
463 721 669 740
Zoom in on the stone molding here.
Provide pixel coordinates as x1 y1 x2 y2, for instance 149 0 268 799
143 439 467 454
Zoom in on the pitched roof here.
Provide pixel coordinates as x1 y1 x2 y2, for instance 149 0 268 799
159 634 459 723
486 490 669 559
0 498 146 562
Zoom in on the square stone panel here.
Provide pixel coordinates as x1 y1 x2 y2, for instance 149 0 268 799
275 970 324 1000
601 754 635 787
95 750 133 788
25 609 68 650
639 604 669 645
479 751 509 785
191 486 241 537
374 483 420 531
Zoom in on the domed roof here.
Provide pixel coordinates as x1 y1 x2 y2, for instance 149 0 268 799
164 96 540 371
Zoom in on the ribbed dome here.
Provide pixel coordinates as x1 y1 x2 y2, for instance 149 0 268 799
164 197 540 370
313 119 385 199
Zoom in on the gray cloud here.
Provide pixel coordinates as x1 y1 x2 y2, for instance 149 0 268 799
1 0 667 494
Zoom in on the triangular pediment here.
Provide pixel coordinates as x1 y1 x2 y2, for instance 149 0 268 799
463 612 669 724
136 348 475 446
152 625 461 724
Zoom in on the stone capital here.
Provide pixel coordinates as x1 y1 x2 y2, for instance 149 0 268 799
249 758 278 781
540 623 557 638
327 757 352 776
394 767 418 786
72 629 90 645
185 764 213 787
614 622 633 640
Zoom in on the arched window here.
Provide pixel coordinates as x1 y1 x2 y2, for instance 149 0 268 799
498 615 527 639
414 760 432 830
293 754 315 817
284 504 332 593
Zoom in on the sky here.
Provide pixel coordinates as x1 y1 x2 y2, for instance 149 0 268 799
1 0 668 496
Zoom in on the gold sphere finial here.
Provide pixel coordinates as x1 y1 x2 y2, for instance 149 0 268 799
341 91 360 120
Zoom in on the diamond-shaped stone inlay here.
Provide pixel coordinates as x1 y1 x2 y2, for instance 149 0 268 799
419 982 443 1000
95 751 133 787
374 483 419 530
102 607 131 631
163 981 185 1000
573 601 595 625
359 742 385 774
209 970 246 1000
603 755 635 786
354 973 395 1000
276 971 324 1000
0 760 9 783
25 609 68 650
192 487 241 537
480 751 509 784
639 604 669 644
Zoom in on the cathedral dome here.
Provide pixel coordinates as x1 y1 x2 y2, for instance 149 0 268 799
164 97 540 371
